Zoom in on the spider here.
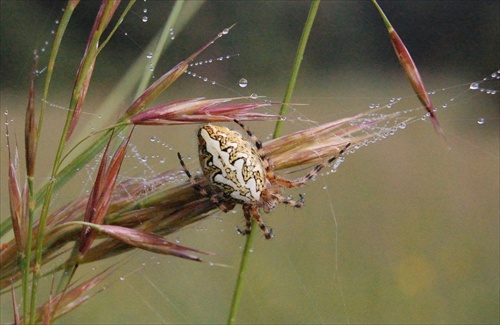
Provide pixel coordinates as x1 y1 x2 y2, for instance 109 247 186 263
177 120 350 239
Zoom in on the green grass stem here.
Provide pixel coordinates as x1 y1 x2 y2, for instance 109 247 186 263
227 1 321 323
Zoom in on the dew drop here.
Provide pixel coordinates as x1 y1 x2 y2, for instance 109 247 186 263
142 16 148 22
150 136 157 142
143 8 148 13
477 117 485 125
250 93 258 99
369 103 375 109
146 52 153 59
119 276 125 281
238 78 248 88
469 82 479 90
441 103 448 108
222 28 230 35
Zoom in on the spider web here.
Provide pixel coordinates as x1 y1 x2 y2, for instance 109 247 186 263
1 1 498 324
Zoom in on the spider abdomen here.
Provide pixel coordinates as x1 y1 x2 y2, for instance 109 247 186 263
198 124 266 204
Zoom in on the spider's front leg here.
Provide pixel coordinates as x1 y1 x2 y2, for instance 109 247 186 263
238 205 274 239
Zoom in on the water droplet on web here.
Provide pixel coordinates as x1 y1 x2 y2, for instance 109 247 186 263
146 52 153 59
119 276 125 281
469 82 479 90
222 28 230 35
150 136 157 142
477 117 485 125
238 78 248 88
143 8 148 13
442 103 448 108
142 16 148 23
369 103 375 109
250 93 258 99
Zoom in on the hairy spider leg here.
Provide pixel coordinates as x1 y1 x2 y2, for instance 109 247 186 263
271 142 351 188
238 204 274 239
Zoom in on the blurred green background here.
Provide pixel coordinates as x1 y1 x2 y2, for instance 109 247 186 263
1 1 498 324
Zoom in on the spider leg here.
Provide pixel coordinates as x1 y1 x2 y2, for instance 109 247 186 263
177 152 234 212
238 205 274 239
233 119 265 157
236 205 253 236
263 193 304 213
273 142 351 188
